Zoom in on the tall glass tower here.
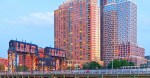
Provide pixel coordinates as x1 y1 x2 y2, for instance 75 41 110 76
101 0 145 66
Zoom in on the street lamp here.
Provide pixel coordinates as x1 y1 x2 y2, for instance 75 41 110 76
41 61 45 71
112 55 115 69
112 59 113 69
111 57 114 74
112 49 116 69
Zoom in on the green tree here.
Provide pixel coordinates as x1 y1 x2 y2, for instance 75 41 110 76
83 62 90 69
107 60 121 69
113 60 121 69
0 64 5 71
128 62 134 66
17 66 28 71
120 60 129 67
82 61 102 70
107 60 135 69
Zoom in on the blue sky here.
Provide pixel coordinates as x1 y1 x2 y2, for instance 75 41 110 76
0 0 150 58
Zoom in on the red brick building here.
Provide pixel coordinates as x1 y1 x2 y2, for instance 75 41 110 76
18 47 66 71
19 48 44 70
19 55 37 70
0 57 8 71
54 0 101 67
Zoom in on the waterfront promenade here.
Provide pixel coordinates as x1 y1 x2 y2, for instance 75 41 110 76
1 69 150 78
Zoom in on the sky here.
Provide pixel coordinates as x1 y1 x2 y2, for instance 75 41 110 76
0 0 150 58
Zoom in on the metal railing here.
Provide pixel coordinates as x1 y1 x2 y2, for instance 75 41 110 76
1 68 150 75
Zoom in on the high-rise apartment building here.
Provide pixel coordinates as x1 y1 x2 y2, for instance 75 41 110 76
101 0 145 66
55 0 101 66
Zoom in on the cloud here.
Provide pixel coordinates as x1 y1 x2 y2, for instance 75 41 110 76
3 18 18 24
3 12 54 26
